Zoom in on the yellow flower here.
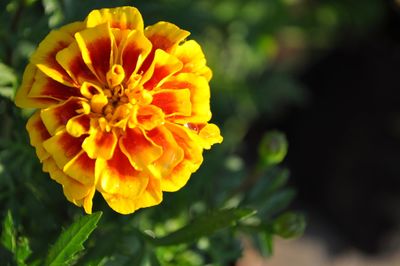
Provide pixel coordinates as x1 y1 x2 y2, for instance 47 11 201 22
15 6 222 214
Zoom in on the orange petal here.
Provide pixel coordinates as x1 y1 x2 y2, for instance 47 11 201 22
29 70 80 100
146 126 184 178
42 130 85 169
152 89 192 116
30 29 75 86
174 40 212 81
63 150 95 185
82 128 117 160
136 178 162 209
162 123 203 191
119 127 162 171
161 73 211 123
66 114 91 137
56 41 98 85
40 97 84 135
120 29 152 80
15 64 59 108
26 111 51 162
145 21 190 52
135 105 165 130
86 6 144 31
75 23 114 83
141 49 183 90
95 145 148 197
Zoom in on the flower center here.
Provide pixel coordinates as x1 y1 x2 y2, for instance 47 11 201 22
80 64 154 131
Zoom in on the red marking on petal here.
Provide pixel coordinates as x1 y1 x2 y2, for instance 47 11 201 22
40 97 83 134
86 37 112 81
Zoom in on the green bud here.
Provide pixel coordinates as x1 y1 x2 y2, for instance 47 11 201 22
272 212 306 239
258 131 288 167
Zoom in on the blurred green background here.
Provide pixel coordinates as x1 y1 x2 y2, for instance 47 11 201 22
1 0 400 265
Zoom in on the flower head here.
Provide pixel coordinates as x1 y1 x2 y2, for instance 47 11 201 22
15 6 222 214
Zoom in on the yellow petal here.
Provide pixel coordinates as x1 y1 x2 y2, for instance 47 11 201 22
26 111 51 162
75 23 114 83
66 114 91 137
119 29 152 80
134 105 165 131
141 49 183 89
162 123 203 191
162 73 211 123
146 125 184 178
95 145 148 197
42 157 93 203
152 89 192 116
198 123 223 149
145 21 190 52
82 128 117 160
63 150 96 185
174 40 212 81
29 70 80 100
86 6 144 31
40 97 84 135
119 127 162 170
56 41 98 85
42 129 85 169
15 64 58 108
30 29 75 86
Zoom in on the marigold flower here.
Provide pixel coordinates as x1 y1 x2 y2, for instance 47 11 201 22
15 6 222 214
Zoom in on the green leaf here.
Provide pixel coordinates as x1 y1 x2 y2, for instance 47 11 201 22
152 208 256 246
16 236 32 266
45 212 102 266
1 210 16 253
273 212 306 239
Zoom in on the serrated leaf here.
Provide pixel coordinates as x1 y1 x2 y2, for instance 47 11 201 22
45 212 102 266
1 210 16 253
152 208 256 246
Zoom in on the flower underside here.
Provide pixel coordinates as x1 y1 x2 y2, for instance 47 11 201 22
15 6 222 214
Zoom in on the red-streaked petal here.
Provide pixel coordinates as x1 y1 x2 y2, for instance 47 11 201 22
15 64 59 108
152 89 191 116
174 40 212 81
26 111 51 162
42 130 85 170
146 125 184 178
86 6 144 31
75 23 114 83
63 150 95 185
29 70 80 100
145 21 190 52
119 127 162 171
120 29 152 80
82 128 117 160
161 73 211 123
141 49 183 90
56 42 98 85
135 105 165 131
95 145 148 197
66 114 91 137
30 29 75 86
40 97 84 135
